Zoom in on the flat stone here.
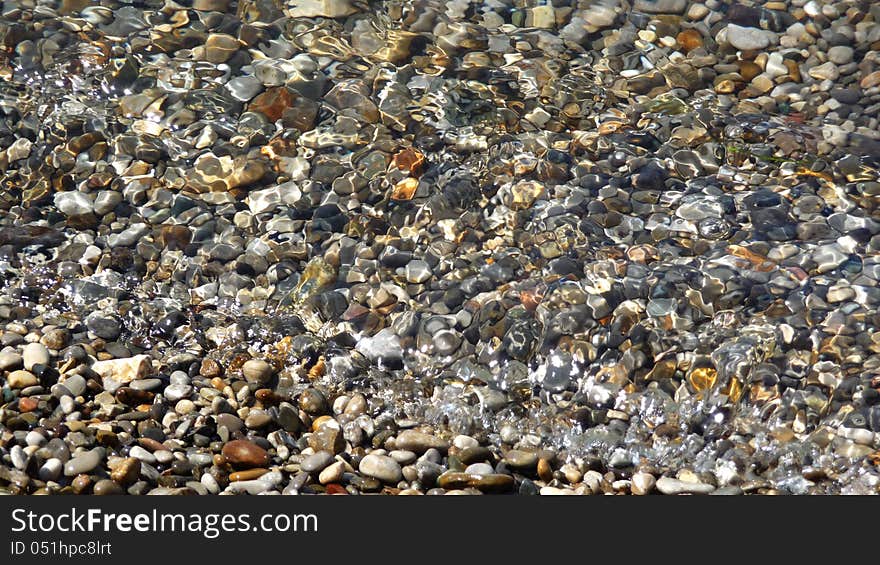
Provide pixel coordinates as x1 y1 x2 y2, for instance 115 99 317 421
656 477 716 495
437 471 515 492
394 430 449 454
64 448 104 476
809 61 839 81
725 24 771 51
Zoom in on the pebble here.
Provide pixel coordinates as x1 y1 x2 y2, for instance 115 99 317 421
301 451 335 473
631 472 657 495
394 430 449 454
0 350 22 370
242 359 274 385
655 477 716 495
7 370 38 388
222 440 270 469
318 461 345 485
358 453 402 484
725 24 771 51
64 448 104 476
22 343 50 371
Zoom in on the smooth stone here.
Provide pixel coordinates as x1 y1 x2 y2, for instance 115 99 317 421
655 477 715 495
22 343 50 371
129 445 157 464
64 448 104 476
503 450 539 469
224 471 282 495
464 463 495 475
38 458 63 481
725 24 771 51
301 451 335 473
318 461 345 485
827 45 853 65
358 453 402 483
394 430 449 454
93 479 124 495
205 33 239 64
242 359 274 385
222 439 270 468
809 61 839 81
61 374 86 396
25 430 46 447
437 471 515 492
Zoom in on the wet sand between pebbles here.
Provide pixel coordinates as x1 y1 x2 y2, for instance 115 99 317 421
1 0 880 495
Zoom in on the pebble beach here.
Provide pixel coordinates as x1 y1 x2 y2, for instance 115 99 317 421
1 0 880 495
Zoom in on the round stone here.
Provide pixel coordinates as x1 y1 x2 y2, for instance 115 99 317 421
358 453 402 483
242 359 274 385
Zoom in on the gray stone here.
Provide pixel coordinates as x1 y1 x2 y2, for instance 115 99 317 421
54 191 94 216
242 359 274 385
359 453 402 483
726 24 771 51
64 448 105 476
301 450 335 473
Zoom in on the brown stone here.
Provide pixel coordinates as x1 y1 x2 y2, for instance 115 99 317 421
249 87 296 122
738 60 762 82
157 225 192 251
391 148 426 177
307 425 346 454
676 29 703 53
18 397 39 412
200 358 223 378
538 458 553 482
784 59 801 82
115 387 155 406
110 457 141 486
861 70 880 89
93 479 124 495
137 437 166 452
222 439 270 468
229 468 269 481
